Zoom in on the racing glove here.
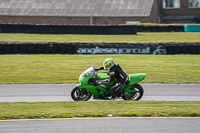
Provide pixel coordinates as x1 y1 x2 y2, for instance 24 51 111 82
94 68 99 72
94 66 104 71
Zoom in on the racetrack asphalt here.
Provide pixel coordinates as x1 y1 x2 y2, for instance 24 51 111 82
1 84 199 133
0 118 200 133
0 84 200 102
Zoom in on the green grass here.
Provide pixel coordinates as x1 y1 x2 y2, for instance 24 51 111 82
0 101 200 119
0 54 199 84
0 32 200 42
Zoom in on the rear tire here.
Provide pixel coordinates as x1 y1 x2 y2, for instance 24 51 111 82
71 87 92 101
122 84 144 101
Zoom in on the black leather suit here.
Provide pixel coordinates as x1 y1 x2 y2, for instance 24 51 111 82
95 64 129 96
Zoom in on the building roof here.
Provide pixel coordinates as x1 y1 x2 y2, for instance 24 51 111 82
0 0 154 17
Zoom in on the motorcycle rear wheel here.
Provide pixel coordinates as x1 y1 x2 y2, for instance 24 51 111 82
122 84 144 101
71 87 92 101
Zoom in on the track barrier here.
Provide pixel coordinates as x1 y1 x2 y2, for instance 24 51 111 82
0 24 189 33
184 25 200 32
0 42 200 54
0 24 137 34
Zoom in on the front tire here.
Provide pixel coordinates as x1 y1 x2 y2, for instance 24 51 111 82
71 87 92 101
122 84 144 101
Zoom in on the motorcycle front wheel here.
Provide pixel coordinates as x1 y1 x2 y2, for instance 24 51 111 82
71 87 92 101
122 84 144 101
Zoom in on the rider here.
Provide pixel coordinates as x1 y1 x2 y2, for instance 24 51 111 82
94 58 129 98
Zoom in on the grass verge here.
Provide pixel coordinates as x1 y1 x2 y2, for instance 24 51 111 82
0 101 200 120
0 32 200 42
0 54 200 84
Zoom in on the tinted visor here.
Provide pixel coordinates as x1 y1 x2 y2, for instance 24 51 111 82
105 65 109 68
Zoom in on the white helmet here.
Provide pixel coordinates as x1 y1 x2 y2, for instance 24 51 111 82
103 58 114 70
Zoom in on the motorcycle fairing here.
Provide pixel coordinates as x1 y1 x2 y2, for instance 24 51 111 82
76 84 109 99
97 72 116 86
128 73 146 85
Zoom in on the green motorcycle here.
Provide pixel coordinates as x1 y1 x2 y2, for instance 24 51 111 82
71 66 146 101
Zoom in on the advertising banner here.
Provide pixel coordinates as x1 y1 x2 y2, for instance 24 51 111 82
75 45 167 55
